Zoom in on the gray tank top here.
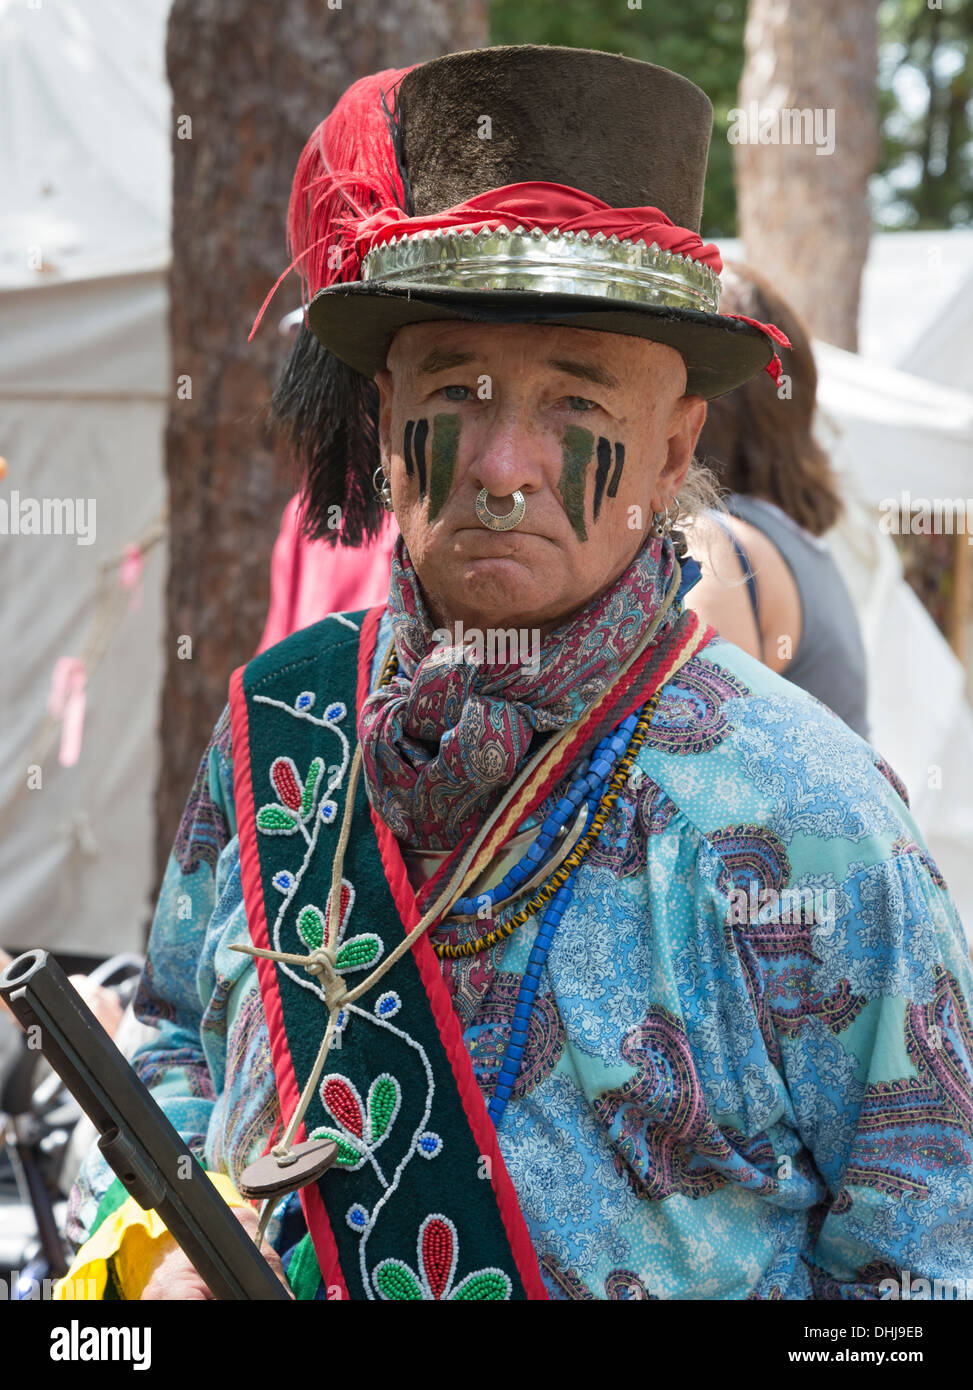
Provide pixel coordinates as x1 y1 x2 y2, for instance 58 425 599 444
723 494 870 740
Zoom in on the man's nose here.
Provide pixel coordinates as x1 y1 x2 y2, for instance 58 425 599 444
469 411 546 501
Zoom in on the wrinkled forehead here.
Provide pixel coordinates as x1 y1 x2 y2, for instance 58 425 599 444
384 319 688 392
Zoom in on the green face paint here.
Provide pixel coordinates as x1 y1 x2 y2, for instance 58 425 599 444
427 413 460 519
559 425 594 541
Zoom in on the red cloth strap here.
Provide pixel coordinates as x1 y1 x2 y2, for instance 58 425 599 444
353 180 723 269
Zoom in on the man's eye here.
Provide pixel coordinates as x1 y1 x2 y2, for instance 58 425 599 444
441 384 470 402
566 396 597 412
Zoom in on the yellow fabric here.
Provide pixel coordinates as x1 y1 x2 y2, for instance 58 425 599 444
54 1173 250 1301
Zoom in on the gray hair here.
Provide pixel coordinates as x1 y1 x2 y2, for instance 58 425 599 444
669 455 727 556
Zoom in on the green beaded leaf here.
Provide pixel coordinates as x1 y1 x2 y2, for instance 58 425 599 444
450 1270 512 1301
308 1125 362 1168
300 757 325 819
296 905 325 952
373 1259 423 1301
334 933 382 972
256 803 298 833
367 1074 400 1143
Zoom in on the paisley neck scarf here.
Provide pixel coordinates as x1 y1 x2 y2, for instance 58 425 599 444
357 531 679 852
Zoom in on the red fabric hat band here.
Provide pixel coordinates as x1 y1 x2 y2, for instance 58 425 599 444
352 180 724 271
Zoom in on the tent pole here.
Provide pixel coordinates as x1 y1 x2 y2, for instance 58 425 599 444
948 529 971 666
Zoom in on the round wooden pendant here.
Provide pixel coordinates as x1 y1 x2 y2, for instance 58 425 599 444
237 1138 339 1200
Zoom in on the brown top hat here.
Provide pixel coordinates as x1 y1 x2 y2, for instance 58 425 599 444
305 45 778 399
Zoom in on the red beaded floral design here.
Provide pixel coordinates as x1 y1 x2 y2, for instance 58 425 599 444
310 1071 401 1170
256 754 331 834
372 1214 512 1301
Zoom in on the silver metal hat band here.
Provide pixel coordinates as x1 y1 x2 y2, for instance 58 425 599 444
361 224 722 315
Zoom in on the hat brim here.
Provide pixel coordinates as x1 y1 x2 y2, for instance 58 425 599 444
307 282 775 399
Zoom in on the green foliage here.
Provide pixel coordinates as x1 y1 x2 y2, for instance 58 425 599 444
876 0 972 228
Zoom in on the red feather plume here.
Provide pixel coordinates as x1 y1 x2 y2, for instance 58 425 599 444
250 66 416 341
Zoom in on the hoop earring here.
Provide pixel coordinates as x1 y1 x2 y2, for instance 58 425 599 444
651 498 681 539
651 506 670 539
372 465 394 513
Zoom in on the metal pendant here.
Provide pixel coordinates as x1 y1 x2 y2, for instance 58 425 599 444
475 488 526 532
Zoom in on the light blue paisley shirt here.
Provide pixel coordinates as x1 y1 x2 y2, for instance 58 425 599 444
69 607 973 1300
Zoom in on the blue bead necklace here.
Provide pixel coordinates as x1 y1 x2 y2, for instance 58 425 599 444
458 714 641 1126
445 715 639 922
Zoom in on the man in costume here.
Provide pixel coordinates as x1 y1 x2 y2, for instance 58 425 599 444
64 45 973 1301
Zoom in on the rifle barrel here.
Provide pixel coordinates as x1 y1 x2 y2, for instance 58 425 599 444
0 950 290 1301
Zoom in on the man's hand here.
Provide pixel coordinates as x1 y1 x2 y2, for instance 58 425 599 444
0 949 124 1036
68 974 125 1036
140 1205 292 1300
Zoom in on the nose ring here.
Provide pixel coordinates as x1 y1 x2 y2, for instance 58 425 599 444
475 489 526 532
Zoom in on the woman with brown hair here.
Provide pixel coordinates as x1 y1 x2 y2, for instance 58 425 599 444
686 262 870 738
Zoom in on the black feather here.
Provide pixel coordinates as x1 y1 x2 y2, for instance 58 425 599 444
270 325 383 548
381 80 414 217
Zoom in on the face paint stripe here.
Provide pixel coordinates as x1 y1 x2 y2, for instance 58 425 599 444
606 441 625 498
428 413 460 520
593 436 612 520
413 417 429 499
559 425 593 542
403 419 415 478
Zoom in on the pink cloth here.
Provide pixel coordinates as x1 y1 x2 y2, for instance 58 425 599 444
258 496 398 652
47 657 87 767
119 543 144 612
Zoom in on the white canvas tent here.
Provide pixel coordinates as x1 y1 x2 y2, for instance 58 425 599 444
859 228 973 382
0 0 171 955
814 342 973 504
899 267 973 398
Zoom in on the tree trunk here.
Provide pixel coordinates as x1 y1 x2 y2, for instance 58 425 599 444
158 0 487 887
734 0 879 349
